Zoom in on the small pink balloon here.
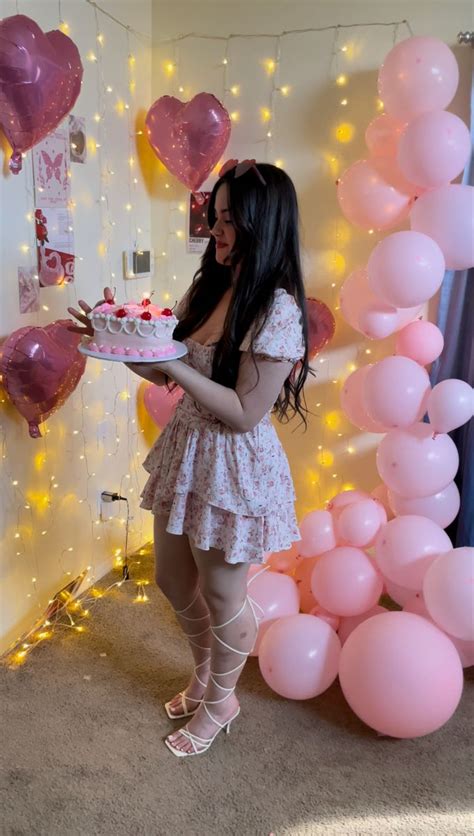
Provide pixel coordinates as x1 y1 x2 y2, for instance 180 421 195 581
338 605 387 645
370 153 421 198
246 569 300 656
404 593 474 668
395 320 444 366
336 499 386 548
299 510 336 558
311 547 383 617
410 184 474 270
383 578 414 607
398 111 471 189
309 605 340 632
337 159 412 231
371 483 395 520
378 36 459 122
423 547 474 641
375 515 452 591
427 378 474 434
340 367 389 433
376 422 459 498
143 382 184 429
294 556 319 613
327 489 371 514
258 614 341 699
145 92 231 192
266 543 301 575
365 113 405 158
339 611 464 738
388 481 460 529
339 266 422 339
368 231 445 308
364 356 431 428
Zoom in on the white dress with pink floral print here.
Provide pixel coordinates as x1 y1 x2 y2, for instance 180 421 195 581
140 288 305 564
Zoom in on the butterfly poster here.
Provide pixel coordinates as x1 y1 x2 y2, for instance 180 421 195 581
32 128 71 208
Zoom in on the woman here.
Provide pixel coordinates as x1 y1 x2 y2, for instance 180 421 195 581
69 160 311 757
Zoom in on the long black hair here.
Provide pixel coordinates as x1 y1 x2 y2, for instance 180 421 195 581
173 162 314 429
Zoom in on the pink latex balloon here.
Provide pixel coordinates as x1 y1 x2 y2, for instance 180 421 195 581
384 578 414 607
311 547 383 617
309 605 340 632
398 111 471 189
368 231 445 308
340 366 388 433
246 569 300 656
388 481 460 529
327 489 371 514
424 547 474 641
299 510 336 557
145 93 231 192
410 184 474 270
337 159 412 231
339 266 422 339
336 498 386 548
338 605 387 645
143 382 183 429
427 378 474 434
0 15 83 173
365 113 405 158
376 422 459 497
339 611 463 738
258 614 341 699
404 593 474 668
266 543 301 575
375 515 452 591
0 320 86 437
306 298 336 359
370 153 420 198
294 556 319 613
371 483 395 520
364 356 431 428
395 320 444 366
378 36 459 122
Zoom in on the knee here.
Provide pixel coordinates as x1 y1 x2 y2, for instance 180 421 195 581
200 583 244 623
154 567 197 611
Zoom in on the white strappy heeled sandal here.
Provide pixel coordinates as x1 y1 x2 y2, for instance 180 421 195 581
164 588 211 720
164 595 261 757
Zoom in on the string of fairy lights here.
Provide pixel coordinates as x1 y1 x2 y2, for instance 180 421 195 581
2 2 414 666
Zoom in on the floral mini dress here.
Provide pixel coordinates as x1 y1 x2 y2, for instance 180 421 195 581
140 288 305 564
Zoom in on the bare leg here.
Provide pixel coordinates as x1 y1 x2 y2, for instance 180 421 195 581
166 544 258 755
153 515 211 716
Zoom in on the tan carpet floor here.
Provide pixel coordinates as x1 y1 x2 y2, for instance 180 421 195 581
1 545 472 836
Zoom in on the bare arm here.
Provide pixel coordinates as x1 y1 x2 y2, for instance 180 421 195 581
129 352 293 432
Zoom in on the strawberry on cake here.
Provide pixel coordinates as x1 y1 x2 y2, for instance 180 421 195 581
87 296 179 358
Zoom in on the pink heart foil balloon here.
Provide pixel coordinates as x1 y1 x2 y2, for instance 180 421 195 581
0 15 83 173
145 93 231 192
306 298 336 359
0 320 86 437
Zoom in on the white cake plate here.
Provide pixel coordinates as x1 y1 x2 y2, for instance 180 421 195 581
78 338 188 364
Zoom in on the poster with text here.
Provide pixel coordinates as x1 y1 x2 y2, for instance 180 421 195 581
187 192 211 254
35 207 75 285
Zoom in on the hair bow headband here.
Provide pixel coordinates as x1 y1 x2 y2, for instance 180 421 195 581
218 158 267 185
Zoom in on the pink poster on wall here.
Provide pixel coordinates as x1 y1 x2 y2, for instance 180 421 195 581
32 128 71 208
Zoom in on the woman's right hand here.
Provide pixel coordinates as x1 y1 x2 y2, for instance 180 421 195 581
67 286 115 336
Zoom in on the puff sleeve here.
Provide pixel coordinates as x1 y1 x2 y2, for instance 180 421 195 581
239 289 305 364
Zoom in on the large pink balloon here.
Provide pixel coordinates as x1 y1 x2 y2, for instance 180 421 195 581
424 547 474 641
398 111 471 189
383 578 414 607
339 611 463 737
378 37 459 122
375 515 452 591
364 356 431 428
395 320 444 366
427 379 474 434
338 605 387 645
311 547 383 617
145 93 231 192
368 231 445 308
340 267 421 340
143 382 183 429
410 184 474 270
376 422 459 497
388 481 460 529
0 15 83 173
336 499 386 548
299 510 336 557
340 367 388 433
337 159 412 231
246 569 299 656
258 614 341 699
0 320 86 437
365 113 405 159
404 593 474 668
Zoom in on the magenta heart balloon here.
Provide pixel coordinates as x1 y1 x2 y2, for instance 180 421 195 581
0 320 86 437
145 93 231 192
0 14 83 173
143 381 184 429
306 298 336 358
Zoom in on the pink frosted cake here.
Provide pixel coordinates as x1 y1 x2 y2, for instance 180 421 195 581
87 297 179 358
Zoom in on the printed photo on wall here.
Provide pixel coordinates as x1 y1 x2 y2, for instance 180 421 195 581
187 192 211 254
18 267 40 314
32 128 71 208
35 208 75 286
68 115 87 164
